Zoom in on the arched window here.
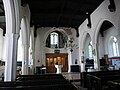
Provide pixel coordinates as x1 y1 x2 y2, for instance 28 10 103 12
46 31 67 49
50 32 58 45
50 32 58 48
88 41 93 59
112 37 119 56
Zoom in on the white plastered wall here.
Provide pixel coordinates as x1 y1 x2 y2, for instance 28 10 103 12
78 0 120 71
0 28 3 61
104 26 119 57
34 27 79 70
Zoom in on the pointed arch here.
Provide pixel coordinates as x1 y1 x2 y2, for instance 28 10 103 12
83 33 93 60
3 0 21 81
94 19 115 44
44 28 69 47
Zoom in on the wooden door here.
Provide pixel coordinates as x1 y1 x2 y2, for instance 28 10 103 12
46 53 68 73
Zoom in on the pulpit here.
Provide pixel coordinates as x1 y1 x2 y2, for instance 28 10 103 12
55 65 63 74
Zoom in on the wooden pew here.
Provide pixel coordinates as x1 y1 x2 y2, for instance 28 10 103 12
107 79 120 90
86 74 120 90
81 70 120 87
0 74 78 90
0 84 78 90
0 80 78 90
17 74 65 81
0 79 68 87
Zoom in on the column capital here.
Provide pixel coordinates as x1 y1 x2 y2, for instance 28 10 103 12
13 33 20 38
5 33 20 38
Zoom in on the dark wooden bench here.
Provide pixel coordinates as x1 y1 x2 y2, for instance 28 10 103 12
17 74 65 81
0 83 78 90
0 74 78 90
107 79 120 90
81 70 120 87
86 73 120 90
0 79 69 87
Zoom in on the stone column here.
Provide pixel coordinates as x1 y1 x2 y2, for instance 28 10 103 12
30 27 35 74
4 33 19 81
116 35 120 56
80 50 85 72
93 43 100 71
0 29 3 60
68 51 72 72
3 0 21 81
20 16 30 75
22 44 29 75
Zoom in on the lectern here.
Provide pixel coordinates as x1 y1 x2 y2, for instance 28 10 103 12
55 65 63 74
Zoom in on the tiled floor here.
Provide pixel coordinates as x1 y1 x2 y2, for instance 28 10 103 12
62 72 81 89
62 72 80 81
62 72 88 90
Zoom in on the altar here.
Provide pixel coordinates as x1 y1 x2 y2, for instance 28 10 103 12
55 65 63 74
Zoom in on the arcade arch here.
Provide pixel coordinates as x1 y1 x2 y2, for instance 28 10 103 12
94 20 119 70
44 28 69 73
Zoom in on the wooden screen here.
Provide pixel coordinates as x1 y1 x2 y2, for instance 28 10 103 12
46 53 68 73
